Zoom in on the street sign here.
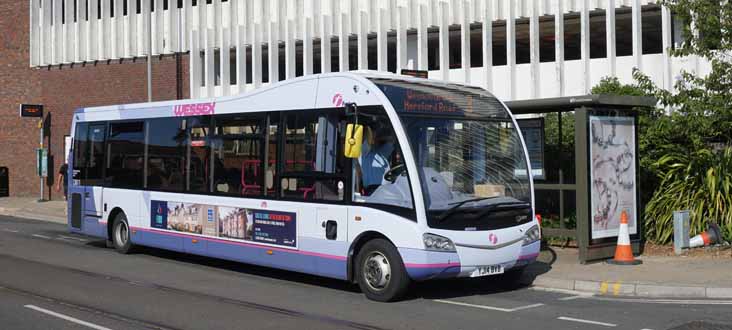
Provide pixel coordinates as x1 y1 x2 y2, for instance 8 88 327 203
20 104 44 118
37 148 48 177
400 69 428 78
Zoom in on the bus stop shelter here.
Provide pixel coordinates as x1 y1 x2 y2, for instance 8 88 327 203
505 95 656 263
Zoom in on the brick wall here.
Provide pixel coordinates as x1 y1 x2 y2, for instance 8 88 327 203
0 1 190 200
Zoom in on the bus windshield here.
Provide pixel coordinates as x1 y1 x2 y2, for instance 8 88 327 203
372 78 532 230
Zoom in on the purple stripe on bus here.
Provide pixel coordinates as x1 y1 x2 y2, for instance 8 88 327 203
132 227 348 261
518 252 539 261
404 262 461 268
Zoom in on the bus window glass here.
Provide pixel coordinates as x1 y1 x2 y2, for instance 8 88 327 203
281 112 346 201
106 122 144 189
87 124 106 185
147 118 186 192
352 107 414 210
266 117 279 195
211 115 264 196
372 78 532 230
72 123 89 182
187 116 211 193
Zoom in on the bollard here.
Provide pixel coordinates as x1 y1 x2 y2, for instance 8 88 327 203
673 210 690 255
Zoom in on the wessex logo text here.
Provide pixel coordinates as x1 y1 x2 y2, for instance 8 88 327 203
173 102 216 116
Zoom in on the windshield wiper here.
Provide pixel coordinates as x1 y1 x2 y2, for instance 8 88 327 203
436 196 501 222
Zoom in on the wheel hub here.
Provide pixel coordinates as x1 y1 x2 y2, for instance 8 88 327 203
116 221 128 246
363 252 391 291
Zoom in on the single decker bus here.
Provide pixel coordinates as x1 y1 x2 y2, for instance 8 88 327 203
67 72 540 301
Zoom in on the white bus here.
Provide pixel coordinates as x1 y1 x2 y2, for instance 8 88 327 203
67 72 540 301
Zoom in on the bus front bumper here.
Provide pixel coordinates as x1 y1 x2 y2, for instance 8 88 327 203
399 240 540 281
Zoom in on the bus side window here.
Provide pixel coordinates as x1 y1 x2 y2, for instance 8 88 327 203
106 122 144 189
146 118 186 192
352 107 414 210
210 114 265 196
280 112 346 201
187 116 211 193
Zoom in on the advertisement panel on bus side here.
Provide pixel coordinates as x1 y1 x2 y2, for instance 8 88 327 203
150 200 297 248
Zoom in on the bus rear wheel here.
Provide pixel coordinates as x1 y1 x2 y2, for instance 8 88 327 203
112 212 135 254
355 239 410 302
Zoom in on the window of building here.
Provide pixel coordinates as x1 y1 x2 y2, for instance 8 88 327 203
540 17 555 62
492 21 507 66
146 117 186 192
515 19 530 64
106 122 145 189
564 13 581 60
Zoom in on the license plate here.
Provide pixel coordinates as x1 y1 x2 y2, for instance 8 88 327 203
470 265 504 277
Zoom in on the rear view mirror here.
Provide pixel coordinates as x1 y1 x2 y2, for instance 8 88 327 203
344 124 364 158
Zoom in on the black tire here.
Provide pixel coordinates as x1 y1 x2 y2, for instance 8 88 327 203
111 212 135 254
355 239 411 302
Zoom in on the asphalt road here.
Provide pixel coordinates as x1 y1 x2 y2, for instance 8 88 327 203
1 215 731 330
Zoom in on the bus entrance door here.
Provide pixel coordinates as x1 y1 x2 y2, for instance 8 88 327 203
83 123 106 219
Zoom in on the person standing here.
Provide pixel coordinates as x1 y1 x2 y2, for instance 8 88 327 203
55 163 68 200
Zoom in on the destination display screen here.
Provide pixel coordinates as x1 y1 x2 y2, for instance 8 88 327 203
371 78 509 119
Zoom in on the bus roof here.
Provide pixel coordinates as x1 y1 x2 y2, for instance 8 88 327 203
74 71 496 115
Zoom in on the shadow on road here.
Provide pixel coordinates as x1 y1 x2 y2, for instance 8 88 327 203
84 239 559 301
89 241 361 294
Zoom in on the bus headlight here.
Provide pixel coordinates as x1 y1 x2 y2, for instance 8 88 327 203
522 225 541 246
423 233 456 252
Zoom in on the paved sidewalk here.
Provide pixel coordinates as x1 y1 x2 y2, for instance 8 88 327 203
0 197 66 224
2 197 731 299
522 246 732 299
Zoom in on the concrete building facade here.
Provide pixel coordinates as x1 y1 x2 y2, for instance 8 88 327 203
1 0 711 198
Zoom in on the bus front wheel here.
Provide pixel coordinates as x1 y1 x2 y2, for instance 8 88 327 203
355 239 410 302
112 213 135 254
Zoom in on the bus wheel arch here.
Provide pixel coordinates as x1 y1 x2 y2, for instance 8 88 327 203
348 231 391 283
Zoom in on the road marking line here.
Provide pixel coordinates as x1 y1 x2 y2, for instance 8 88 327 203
31 234 51 239
433 299 544 312
57 235 88 242
2 229 19 233
613 281 622 296
558 295 585 301
24 305 114 330
530 287 595 297
558 316 617 327
600 281 609 295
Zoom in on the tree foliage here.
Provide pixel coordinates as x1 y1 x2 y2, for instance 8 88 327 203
631 0 732 243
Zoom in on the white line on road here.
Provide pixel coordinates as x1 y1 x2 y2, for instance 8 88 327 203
558 295 585 301
1 229 19 233
24 305 114 330
558 316 617 327
433 299 544 312
58 235 88 242
31 234 51 239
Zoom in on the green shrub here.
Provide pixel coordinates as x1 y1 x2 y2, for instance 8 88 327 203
644 148 732 244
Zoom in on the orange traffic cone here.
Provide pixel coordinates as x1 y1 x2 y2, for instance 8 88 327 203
689 223 722 248
607 210 642 265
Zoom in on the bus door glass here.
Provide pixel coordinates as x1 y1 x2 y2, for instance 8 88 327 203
85 123 106 217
